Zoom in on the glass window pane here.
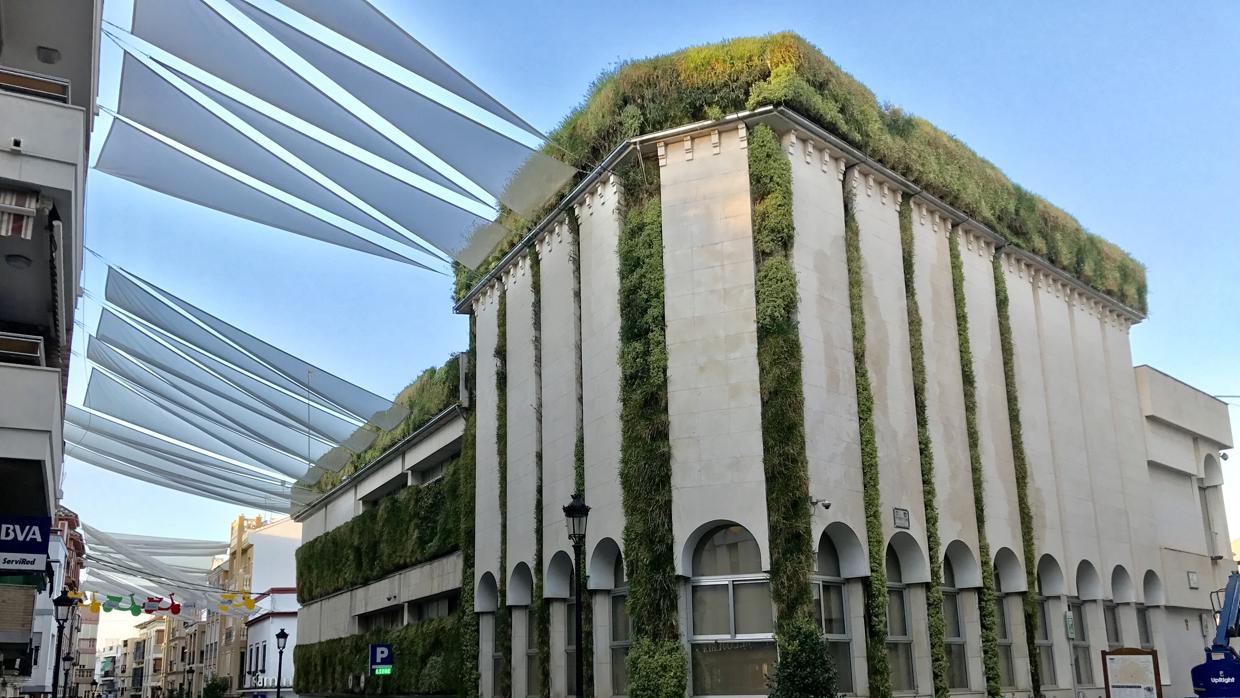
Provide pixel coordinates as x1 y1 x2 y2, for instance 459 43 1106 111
692 585 731 636
1073 645 1094 686
995 595 1010 641
690 642 777 696
888 590 908 637
1039 645 1057 687
1070 602 1088 642
611 594 630 643
829 640 853 694
948 642 968 689
566 649 577 696
1104 605 1121 646
527 654 542 698
694 526 762 576
1037 599 1052 641
611 647 628 696
1137 607 1152 647
733 582 774 635
943 592 962 639
811 583 825 633
998 644 1015 688
566 601 576 649
823 583 847 636
887 642 915 692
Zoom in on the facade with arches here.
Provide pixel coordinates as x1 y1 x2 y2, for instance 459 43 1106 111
294 110 1233 698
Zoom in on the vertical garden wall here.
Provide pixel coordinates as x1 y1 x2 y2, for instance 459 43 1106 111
948 231 1002 698
615 163 686 698
747 124 835 697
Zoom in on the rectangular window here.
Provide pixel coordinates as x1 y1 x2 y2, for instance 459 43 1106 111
1069 600 1094 686
1136 605 1152 649
261 641 267 672
611 591 631 696
1036 597 1057 687
886 586 915 692
811 580 853 694
689 579 777 695
995 594 1015 688
1104 603 1122 649
943 590 968 689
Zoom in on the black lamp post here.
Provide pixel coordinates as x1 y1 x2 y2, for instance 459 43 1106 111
274 629 287 698
91 678 98 698
51 591 75 698
186 666 195 698
62 651 74 698
562 493 590 698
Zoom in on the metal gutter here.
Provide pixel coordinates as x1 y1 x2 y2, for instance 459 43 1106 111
293 404 466 521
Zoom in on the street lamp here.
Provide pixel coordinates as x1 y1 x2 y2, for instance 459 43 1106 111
51 591 75 698
186 666 195 698
562 493 590 698
91 678 98 698
274 629 287 698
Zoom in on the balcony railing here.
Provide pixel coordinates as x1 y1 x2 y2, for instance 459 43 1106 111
0 66 70 103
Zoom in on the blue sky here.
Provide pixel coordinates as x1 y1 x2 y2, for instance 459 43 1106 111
68 1 1239 575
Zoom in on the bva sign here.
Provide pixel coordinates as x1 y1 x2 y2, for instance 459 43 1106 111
0 516 51 573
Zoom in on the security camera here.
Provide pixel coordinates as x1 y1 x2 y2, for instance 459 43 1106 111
1222 452 1229 461
809 497 831 511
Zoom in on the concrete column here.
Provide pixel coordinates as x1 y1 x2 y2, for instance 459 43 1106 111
1149 607 1170 686
549 601 566 698
592 591 613 698
909 585 934 695
512 607 528 698
1117 603 1140 649
1007 595 1032 691
961 589 985 692
1084 601 1107 688
846 578 869 696
1047 596 1072 692
476 614 491 698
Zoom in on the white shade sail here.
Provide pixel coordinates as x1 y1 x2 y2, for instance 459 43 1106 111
94 118 429 267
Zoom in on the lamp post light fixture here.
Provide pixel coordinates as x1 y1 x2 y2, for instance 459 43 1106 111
186 666 195 698
274 629 288 698
562 493 590 698
51 591 75 698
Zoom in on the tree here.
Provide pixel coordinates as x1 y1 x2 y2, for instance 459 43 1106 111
202 677 230 698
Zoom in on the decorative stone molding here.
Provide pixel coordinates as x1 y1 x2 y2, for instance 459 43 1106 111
836 157 846 181
710 129 721 155
786 131 798 157
657 141 667 167
738 122 748 148
805 138 815 165
683 135 693 161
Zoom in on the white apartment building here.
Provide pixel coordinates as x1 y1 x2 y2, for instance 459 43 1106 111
0 2 99 695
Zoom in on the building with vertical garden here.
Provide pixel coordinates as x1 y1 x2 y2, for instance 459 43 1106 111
290 33 1234 698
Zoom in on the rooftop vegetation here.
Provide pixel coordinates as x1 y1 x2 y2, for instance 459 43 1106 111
457 32 1145 312
310 357 461 494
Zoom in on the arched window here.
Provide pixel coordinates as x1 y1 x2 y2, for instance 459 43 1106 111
886 546 915 691
610 555 631 696
689 525 775 696
942 558 967 689
993 566 1015 688
813 535 853 693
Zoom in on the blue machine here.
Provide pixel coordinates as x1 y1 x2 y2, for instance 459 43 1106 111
1193 572 1240 696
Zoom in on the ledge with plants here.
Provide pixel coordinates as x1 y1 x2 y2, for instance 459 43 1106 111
293 616 461 696
295 460 461 604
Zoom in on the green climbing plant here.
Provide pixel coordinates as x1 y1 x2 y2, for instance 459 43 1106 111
616 164 686 697
992 255 1042 696
948 231 1002 698
495 291 512 698
898 198 951 698
843 182 891 698
747 124 835 697
459 318 480 697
